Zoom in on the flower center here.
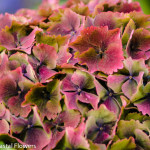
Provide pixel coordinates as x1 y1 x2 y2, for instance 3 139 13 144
77 88 82 95
27 124 33 129
129 76 133 80
42 90 50 100
18 90 21 95
95 47 104 59
109 92 113 97
100 127 103 131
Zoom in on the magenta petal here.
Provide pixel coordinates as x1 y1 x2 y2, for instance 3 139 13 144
8 96 31 118
0 119 9 134
61 75 77 92
122 79 137 99
107 75 127 93
103 97 120 114
24 128 50 150
64 92 77 109
94 132 110 143
39 66 57 83
78 92 99 109
135 100 150 115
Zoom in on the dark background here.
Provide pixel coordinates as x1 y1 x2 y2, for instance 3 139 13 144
0 0 150 14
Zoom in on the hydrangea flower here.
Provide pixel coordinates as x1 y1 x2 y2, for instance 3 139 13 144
0 0 149 149
131 82 150 115
0 67 32 117
55 120 89 150
0 102 10 134
10 107 51 149
70 26 124 74
0 27 41 54
107 57 148 99
85 104 117 144
126 28 150 60
44 109 81 149
48 9 84 41
61 70 99 110
22 79 61 120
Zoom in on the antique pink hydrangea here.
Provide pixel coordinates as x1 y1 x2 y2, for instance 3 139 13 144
0 0 149 149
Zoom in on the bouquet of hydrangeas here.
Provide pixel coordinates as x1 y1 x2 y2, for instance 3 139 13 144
0 0 149 149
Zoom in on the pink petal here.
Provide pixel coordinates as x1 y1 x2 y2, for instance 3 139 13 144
103 97 120 114
66 121 89 149
135 100 150 116
107 75 127 93
61 75 77 92
8 96 31 118
33 43 57 69
0 119 9 134
0 76 17 102
39 66 57 83
122 79 137 99
44 131 65 150
98 43 124 74
57 46 72 66
61 9 80 32
18 28 42 54
11 115 28 134
0 102 6 117
24 128 51 150
0 13 12 30
94 12 120 29
64 92 78 109
78 91 99 109
0 30 15 50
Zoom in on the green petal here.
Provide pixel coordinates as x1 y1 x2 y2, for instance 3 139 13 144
135 129 150 149
122 19 135 46
117 120 145 139
110 137 136 150
87 104 117 123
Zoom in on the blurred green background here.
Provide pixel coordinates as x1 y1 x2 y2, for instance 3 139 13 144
0 0 150 14
133 0 150 14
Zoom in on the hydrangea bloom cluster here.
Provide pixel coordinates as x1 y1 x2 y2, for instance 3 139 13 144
0 0 150 149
